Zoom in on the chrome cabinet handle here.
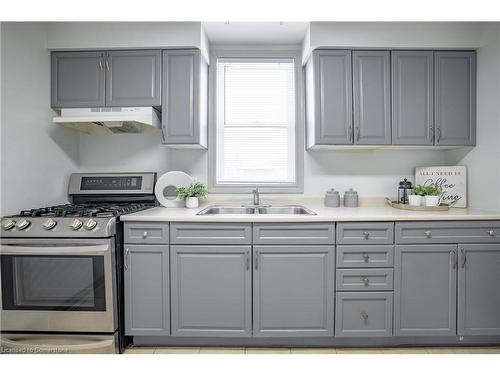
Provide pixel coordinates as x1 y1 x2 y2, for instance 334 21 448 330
98 57 103 70
125 248 130 270
355 127 361 142
246 251 250 270
424 230 432 238
451 250 457 269
461 249 467 268
105 58 110 70
142 231 148 239
361 276 369 287
429 125 435 143
487 230 495 237
361 312 369 321
436 127 442 143
362 254 370 263
254 250 259 270
363 231 370 240
348 125 353 142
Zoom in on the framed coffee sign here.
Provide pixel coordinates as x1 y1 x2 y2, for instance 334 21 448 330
415 166 467 207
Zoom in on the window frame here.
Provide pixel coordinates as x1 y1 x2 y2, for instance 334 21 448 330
208 49 304 194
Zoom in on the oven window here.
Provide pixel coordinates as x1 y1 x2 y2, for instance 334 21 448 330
1 255 106 311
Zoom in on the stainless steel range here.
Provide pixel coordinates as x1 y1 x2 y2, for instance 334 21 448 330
0 172 156 354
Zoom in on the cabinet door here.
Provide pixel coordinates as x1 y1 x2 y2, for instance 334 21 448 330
253 246 334 337
394 245 457 336
353 51 391 145
106 50 161 107
312 50 353 145
124 245 170 336
434 51 476 146
458 244 500 335
51 51 105 108
170 245 252 337
391 51 434 145
162 49 207 147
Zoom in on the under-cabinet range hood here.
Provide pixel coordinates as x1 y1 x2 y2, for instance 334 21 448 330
53 107 161 134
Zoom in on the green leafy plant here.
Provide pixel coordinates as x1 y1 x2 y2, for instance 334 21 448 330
176 182 208 200
413 184 442 196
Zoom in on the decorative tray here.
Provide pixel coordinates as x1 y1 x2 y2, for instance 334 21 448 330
385 198 451 211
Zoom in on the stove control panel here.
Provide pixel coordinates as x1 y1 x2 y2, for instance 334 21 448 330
68 172 156 196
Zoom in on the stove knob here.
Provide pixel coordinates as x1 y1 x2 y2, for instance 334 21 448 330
15 218 31 230
42 218 57 231
69 219 84 231
84 219 98 231
1 219 16 230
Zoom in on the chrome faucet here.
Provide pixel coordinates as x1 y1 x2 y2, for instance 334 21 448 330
252 188 260 206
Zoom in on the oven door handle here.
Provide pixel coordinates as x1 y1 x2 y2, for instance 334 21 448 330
0 244 110 256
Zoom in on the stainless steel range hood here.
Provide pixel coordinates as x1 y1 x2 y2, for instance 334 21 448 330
53 107 161 135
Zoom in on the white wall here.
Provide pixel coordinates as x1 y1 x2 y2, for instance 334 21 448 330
0 23 79 215
446 24 500 210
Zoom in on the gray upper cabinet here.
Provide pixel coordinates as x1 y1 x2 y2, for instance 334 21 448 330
392 51 434 145
458 244 500 336
170 245 252 337
434 51 476 146
394 245 457 336
106 50 161 107
124 245 170 336
305 50 353 147
353 51 391 145
161 49 208 148
253 245 335 337
51 51 105 108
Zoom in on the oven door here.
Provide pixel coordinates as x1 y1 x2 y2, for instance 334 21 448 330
0 238 116 333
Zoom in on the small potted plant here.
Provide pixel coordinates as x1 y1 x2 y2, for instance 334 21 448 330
409 185 426 206
422 185 442 207
176 182 208 208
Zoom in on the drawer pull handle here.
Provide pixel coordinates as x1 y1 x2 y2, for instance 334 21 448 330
461 249 467 268
362 254 370 263
362 276 369 286
424 230 432 238
125 248 130 270
487 230 495 237
363 231 370 240
142 231 148 238
361 312 369 321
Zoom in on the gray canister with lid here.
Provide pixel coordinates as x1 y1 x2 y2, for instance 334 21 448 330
343 188 359 207
324 189 340 207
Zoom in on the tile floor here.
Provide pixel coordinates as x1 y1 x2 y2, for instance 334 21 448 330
124 346 500 354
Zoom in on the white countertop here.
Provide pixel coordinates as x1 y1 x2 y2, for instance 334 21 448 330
121 197 500 222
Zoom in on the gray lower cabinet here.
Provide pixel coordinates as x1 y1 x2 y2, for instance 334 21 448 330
106 50 161 107
161 49 208 148
391 51 434 145
305 49 353 147
170 245 252 337
352 50 391 145
335 292 393 337
124 245 170 336
51 51 106 108
458 244 500 335
253 245 335 337
434 51 476 146
394 244 457 336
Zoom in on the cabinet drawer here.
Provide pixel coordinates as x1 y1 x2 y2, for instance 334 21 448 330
336 222 394 244
124 222 169 244
395 221 500 244
336 269 394 291
253 223 335 245
336 245 394 268
170 223 252 245
335 292 393 337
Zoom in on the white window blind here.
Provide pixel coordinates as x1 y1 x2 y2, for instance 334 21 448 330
216 58 296 185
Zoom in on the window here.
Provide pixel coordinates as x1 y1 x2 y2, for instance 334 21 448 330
209 52 302 193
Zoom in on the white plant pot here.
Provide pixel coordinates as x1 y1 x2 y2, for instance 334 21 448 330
424 195 441 207
408 195 422 206
185 197 199 209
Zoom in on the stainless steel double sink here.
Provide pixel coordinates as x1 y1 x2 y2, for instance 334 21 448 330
197 205 317 216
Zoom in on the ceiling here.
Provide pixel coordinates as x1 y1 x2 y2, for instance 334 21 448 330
202 22 308 45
